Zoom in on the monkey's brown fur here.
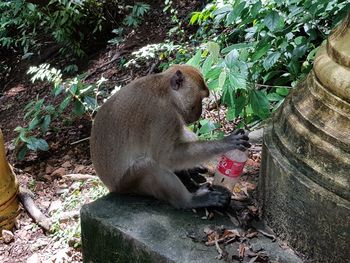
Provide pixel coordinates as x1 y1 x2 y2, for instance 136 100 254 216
90 65 250 208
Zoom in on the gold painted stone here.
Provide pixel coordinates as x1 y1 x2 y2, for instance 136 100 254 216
259 12 350 263
0 129 20 231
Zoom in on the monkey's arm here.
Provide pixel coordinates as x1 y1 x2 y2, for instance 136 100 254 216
168 130 250 170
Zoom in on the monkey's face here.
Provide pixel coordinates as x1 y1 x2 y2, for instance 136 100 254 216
186 86 209 123
169 65 210 124
177 78 209 124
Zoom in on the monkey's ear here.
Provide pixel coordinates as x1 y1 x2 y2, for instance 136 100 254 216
170 70 184 90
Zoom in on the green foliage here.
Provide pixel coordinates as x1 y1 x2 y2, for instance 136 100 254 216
108 28 124 45
163 0 185 38
188 0 349 128
125 42 191 70
1 1 151 60
108 2 150 46
123 2 150 27
14 64 107 160
0 0 106 58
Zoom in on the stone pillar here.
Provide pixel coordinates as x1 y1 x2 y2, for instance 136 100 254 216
0 129 20 231
258 13 350 263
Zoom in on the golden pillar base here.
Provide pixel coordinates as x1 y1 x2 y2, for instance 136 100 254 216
259 13 350 262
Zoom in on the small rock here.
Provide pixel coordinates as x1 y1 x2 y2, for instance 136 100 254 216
63 154 71 161
48 200 62 214
74 165 86 174
23 166 33 172
41 201 51 209
45 164 54 174
61 161 71 168
52 167 66 177
2 229 15 244
27 253 41 263
34 182 44 192
56 188 69 195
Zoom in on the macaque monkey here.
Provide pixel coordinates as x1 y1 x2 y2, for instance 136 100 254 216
90 65 250 209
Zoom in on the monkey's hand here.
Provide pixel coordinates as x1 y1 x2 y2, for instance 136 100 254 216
191 184 231 208
223 129 251 151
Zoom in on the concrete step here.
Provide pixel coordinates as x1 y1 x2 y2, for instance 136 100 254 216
81 193 302 263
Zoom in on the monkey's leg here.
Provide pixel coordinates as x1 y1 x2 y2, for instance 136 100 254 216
122 158 230 209
174 167 208 192
174 170 199 193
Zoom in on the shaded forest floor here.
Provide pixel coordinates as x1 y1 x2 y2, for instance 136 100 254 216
0 1 297 262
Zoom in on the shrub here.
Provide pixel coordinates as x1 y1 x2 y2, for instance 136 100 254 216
14 64 107 159
188 0 350 128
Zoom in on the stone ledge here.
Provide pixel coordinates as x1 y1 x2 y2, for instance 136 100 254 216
81 193 302 263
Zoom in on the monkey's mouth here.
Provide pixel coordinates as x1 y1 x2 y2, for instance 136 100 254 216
186 106 202 124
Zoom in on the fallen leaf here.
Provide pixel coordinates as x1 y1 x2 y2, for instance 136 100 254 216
245 231 258 238
239 243 246 259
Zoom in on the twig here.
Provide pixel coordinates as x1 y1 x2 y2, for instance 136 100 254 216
212 91 222 125
224 237 237 244
59 210 80 223
215 240 223 259
70 137 90 145
257 229 276 241
255 83 292 89
62 174 97 181
205 237 227 246
18 187 51 232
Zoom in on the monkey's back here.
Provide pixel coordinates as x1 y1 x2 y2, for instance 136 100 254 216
90 75 182 191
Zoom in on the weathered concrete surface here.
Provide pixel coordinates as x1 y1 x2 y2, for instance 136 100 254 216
81 193 302 263
259 12 350 263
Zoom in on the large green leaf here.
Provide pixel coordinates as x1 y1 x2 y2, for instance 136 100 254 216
276 87 290 96
263 52 281 70
221 42 256 54
252 44 270 61
205 66 222 81
18 146 28 161
218 70 227 90
267 92 284 102
73 100 85 116
234 95 246 117
202 55 213 77
28 117 39 130
226 106 236 121
225 49 239 68
36 139 49 151
207 42 220 62
198 120 218 134
41 115 51 133
264 11 282 31
212 5 233 16
186 50 202 68
226 2 246 24
59 96 72 112
228 68 247 90
250 90 270 119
